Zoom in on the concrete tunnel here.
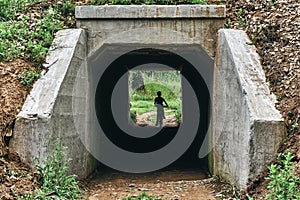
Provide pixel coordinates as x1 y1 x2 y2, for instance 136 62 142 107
10 5 285 189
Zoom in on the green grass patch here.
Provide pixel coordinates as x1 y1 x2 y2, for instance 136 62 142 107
131 82 179 102
123 192 161 200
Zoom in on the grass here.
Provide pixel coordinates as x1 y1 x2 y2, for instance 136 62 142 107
129 71 181 124
123 192 161 200
0 0 74 87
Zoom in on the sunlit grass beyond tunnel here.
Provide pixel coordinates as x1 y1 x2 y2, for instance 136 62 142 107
129 70 182 126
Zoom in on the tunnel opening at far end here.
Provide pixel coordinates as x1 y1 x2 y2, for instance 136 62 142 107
129 69 182 128
94 47 212 174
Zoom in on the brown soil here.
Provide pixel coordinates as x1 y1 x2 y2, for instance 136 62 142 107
84 169 217 200
0 60 31 156
0 152 38 199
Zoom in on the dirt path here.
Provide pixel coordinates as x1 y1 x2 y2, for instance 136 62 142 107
136 110 179 127
85 169 217 200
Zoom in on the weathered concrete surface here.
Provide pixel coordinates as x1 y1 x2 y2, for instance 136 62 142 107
75 5 225 19
9 5 225 179
212 29 285 188
76 5 225 58
9 29 98 178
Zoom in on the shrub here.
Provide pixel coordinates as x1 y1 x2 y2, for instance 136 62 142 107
265 151 300 200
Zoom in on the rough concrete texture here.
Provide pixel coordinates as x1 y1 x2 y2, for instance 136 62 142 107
213 29 285 188
9 29 98 178
75 5 225 19
76 5 225 58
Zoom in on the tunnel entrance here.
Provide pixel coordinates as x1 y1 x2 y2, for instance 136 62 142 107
92 46 212 173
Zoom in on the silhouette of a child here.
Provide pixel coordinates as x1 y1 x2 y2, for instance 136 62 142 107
154 91 168 127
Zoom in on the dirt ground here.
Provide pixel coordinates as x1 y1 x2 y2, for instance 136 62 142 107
136 110 179 127
0 60 31 156
84 168 218 200
0 152 39 199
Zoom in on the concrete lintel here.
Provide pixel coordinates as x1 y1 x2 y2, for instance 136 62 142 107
75 5 226 19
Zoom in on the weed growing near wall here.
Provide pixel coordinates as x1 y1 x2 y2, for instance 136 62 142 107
265 152 300 200
20 140 82 199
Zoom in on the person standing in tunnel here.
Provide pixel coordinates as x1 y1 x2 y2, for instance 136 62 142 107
154 91 168 127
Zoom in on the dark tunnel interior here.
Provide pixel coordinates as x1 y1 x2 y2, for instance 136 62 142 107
94 48 211 173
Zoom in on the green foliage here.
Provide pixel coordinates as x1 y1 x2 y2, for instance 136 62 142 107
123 192 161 200
130 110 137 123
268 1 277 7
291 122 299 131
0 0 28 21
131 82 179 102
175 110 181 123
265 152 300 200
89 0 207 5
0 0 74 63
236 8 246 28
21 140 82 199
18 69 41 87
130 71 181 124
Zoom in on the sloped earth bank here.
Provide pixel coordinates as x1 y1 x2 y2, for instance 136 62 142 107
0 0 299 199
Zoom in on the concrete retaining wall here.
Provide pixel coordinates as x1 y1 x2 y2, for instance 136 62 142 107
9 29 98 178
212 29 285 188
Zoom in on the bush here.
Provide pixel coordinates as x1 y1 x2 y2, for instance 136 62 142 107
265 151 300 200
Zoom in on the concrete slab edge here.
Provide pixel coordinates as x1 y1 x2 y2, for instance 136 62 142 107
75 5 226 19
